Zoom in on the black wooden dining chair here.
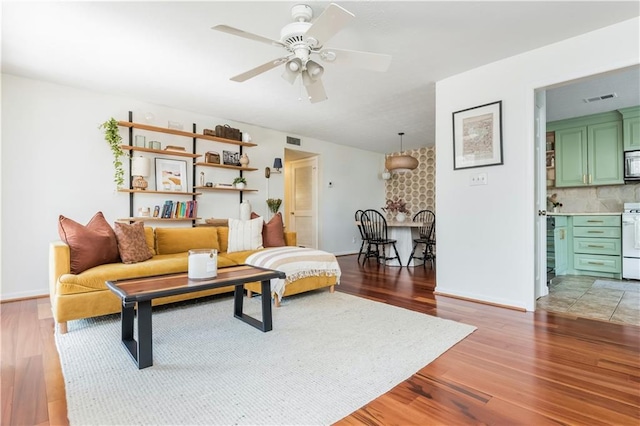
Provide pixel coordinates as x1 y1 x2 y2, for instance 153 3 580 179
360 209 402 266
354 209 369 262
407 209 436 268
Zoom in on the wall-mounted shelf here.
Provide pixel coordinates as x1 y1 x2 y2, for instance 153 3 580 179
195 162 258 171
117 121 257 147
195 186 258 193
117 217 202 223
117 189 202 196
120 145 200 158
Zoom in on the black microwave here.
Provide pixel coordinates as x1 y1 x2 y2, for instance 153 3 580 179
624 150 640 181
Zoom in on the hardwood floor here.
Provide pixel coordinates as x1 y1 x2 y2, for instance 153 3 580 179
2 255 639 425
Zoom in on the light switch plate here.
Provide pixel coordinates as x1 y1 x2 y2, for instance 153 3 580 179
470 172 488 186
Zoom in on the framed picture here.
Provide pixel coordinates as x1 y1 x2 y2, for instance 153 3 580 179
155 158 187 192
223 150 240 166
452 100 503 170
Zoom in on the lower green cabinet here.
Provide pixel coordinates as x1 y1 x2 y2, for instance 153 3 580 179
553 216 567 275
570 215 622 279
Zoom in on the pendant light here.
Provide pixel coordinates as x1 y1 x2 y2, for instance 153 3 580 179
385 132 418 173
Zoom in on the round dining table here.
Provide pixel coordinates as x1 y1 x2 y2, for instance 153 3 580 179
386 221 424 267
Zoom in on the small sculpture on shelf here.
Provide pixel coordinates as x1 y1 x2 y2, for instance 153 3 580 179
240 153 250 167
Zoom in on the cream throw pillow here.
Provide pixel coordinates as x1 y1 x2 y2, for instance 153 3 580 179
227 217 264 253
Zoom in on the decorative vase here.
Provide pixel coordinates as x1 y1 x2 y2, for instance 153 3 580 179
553 207 558 213
235 182 245 190
396 212 407 222
240 153 250 167
240 200 251 220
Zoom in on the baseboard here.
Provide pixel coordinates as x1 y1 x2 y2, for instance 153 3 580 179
1 292 49 303
434 290 527 312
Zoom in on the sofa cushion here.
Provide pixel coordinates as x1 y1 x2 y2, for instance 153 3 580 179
155 227 219 255
144 227 156 256
227 217 263 253
113 221 153 264
217 226 229 253
251 212 286 247
58 212 120 274
57 253 189 294
57 253 241 295
264 213 286 247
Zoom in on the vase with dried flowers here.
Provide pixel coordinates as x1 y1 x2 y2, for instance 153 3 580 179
382 198 409 222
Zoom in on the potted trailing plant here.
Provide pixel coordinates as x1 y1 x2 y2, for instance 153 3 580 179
100 117 125 189
233 176 247 189
267 198 282 214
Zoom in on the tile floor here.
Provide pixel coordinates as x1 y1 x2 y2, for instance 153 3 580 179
537 275 640 326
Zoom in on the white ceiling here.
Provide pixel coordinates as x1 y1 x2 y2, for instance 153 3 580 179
2 1 639 153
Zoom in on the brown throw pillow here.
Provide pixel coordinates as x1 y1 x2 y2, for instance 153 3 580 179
58 212 120 274
262 212 286 247
113 221 153 264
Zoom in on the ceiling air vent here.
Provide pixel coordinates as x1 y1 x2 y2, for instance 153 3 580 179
287 136 301 146
583 93 618 103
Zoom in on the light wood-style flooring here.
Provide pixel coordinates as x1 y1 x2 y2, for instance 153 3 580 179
2 255 639 425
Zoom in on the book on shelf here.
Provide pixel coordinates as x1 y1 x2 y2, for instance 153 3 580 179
161 200 198 218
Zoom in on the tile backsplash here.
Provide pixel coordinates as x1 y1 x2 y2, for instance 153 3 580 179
548 183 640 213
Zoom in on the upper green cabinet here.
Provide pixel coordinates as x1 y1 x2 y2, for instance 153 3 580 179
548 111 623 187
619 106 640 151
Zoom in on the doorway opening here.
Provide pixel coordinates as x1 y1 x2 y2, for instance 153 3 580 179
534 65 640 325
284 148 319 249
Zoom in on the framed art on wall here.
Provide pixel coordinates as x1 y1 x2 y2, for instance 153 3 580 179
155 158 187 192
452 100 503 170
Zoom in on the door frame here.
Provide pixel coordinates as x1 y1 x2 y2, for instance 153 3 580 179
284 149 319 249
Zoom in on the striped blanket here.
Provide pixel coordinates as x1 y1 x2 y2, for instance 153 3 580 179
245 246 341 300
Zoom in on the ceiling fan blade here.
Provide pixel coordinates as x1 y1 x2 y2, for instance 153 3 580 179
305 78 328 104
231 57 289 82
318 48 392 72
212 24 285 48
304 3 354 47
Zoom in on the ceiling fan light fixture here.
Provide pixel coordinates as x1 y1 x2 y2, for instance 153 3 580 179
282 58 301 84
306 60 324 78
385 132 418 173
287 58 302 72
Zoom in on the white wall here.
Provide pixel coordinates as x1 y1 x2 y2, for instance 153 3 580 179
0 74 385 300
435 17 640 311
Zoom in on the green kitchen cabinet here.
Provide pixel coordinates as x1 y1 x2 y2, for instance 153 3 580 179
549 111 623 187
619 106 640 151
553 216 567 275
569 215 622 279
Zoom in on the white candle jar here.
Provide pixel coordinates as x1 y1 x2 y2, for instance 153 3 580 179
188 249 218 280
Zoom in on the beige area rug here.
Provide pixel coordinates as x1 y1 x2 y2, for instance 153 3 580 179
55 291 476 425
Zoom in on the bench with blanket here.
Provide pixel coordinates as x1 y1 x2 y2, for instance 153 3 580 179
245 246 341 307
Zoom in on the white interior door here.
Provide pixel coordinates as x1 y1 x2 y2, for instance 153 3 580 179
288 157 318 248
535 89 550 301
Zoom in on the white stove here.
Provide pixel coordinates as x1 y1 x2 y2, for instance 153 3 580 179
622 202 640 280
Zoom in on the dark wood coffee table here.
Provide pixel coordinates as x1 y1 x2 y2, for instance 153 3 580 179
106 264 286 369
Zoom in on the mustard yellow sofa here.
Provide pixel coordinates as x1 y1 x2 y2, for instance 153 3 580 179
50 226 336 333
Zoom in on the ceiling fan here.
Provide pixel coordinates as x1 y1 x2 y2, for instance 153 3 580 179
212 3 392 103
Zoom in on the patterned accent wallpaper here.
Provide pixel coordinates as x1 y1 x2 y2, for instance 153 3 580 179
384 146 436 218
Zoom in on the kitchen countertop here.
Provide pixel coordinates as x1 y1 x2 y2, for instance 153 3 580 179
547 212 622 216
